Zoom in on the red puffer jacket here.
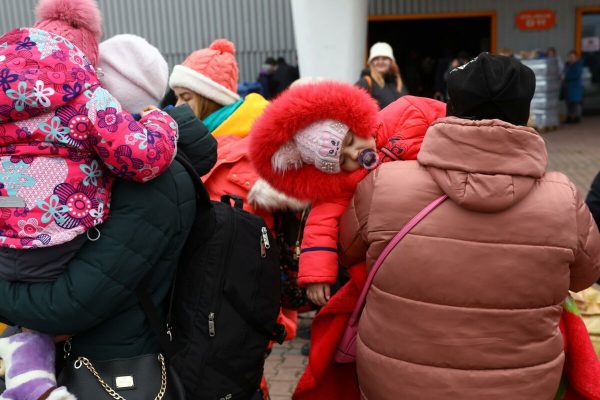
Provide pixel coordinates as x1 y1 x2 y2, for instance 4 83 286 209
250 84 446 286
298 96 446 285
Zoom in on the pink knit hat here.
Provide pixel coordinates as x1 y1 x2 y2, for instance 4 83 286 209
169 39 240 106
33 0 103 66
272 120 350 174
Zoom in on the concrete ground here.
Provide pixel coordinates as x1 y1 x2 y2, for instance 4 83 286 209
264 116 600 400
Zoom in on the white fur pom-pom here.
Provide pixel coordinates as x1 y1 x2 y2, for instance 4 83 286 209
271 142 303 173
248 179 310 211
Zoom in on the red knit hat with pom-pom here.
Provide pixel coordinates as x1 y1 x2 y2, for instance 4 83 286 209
33 0 103 66
169 39 240 106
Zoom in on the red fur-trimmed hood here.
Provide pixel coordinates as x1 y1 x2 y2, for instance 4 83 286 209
249 81 379 202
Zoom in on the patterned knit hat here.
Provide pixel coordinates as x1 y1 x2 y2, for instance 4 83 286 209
33 0 103 66
98 34 169 112
272 120 349 174
169 39 240 106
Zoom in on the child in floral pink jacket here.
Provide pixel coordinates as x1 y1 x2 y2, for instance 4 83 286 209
0 25 177 267
0 0 177 397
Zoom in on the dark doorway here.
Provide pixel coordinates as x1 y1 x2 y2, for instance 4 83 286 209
368 16 493 99
579 10 600 114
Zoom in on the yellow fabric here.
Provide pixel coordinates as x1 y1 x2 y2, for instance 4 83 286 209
573 286 600 358
212 93 269 138
0 323 7 336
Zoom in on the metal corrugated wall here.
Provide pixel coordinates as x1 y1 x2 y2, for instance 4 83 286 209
369 0 600 58
0 0 296 82
1 1 598 80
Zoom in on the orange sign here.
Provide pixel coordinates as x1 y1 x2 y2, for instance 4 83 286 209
516 9 556 30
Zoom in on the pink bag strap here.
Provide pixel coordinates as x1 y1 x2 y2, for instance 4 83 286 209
348 194 448 326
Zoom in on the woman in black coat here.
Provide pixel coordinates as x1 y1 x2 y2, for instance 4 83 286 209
356 42 405 109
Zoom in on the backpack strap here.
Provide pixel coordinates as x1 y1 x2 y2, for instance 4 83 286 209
347 195 448 327
135 150 216 359
134 275 176 360
175 152 212 209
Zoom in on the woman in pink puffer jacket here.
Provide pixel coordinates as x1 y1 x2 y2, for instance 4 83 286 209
340 53 600 400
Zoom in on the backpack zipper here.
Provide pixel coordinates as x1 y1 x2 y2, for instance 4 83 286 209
261 227 270 249
208 312 216 337
260 227 270 258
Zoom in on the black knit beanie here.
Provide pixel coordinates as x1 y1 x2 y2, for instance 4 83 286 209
446 53 536 126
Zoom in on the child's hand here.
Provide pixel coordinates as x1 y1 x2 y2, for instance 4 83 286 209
141 105 159 116
306 283 331 306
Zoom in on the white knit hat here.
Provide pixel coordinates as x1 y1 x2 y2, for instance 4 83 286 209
368 42 395 63
98 34 169 112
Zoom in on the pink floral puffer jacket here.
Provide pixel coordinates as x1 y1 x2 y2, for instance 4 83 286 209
0 28 178 248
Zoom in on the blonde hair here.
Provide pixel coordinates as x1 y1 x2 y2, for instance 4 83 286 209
191 93 222 120
369 60 403 92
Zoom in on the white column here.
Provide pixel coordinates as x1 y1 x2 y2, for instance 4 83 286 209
291 0 368 83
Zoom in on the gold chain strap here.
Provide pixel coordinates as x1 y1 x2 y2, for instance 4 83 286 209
74 354 168 400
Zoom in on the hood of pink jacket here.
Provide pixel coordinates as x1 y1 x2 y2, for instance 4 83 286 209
0 27 99 123
417 117 548 212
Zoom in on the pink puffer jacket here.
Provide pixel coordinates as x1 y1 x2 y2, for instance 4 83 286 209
0 28 177 248
340 117 600 400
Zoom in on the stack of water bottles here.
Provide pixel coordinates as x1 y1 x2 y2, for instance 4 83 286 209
521 58 561 129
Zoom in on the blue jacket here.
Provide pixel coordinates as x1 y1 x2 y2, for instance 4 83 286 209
565 60 584 103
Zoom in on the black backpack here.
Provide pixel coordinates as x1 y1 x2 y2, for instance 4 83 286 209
138 154 285 400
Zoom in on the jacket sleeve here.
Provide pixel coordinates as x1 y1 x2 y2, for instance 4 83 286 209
87 87 178 182
586 172 600 229
166 104 217 176
570 182 600 291
297 197 350 286
0 171 183 334
377 96 446 161
339 171 376 268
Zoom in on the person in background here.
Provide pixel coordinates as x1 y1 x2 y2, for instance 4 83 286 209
434 57 463 102
257 57 277 99
340 53 600 399
546 47 564 72
271 56 299 98
564 50 584 123
356 42 405 109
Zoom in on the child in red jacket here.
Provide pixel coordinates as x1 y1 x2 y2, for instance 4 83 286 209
250 81 446 305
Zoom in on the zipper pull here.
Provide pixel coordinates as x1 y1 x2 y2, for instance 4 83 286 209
260 237 266 258
260 236 267 258
63 339 72 359
293 241 301 261
261 227 270 249
208 312 216 337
